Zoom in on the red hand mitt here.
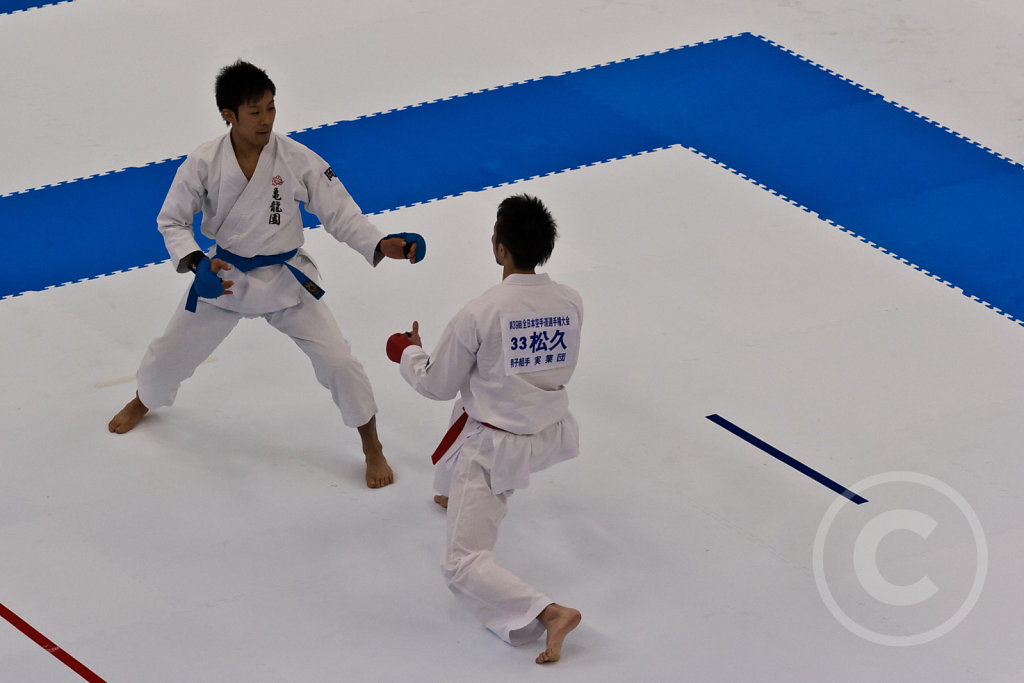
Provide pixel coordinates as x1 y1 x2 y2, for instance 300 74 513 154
386 332 413 363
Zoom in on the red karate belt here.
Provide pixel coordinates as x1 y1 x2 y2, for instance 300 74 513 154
429 410 505 464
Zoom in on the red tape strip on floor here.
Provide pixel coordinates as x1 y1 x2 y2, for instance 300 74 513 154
0 601 107 683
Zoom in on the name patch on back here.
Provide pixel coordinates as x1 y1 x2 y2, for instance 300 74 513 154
500 311 579 376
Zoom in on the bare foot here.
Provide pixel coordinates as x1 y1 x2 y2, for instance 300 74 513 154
108 394 148 434
365 453 394 489
434 494 448 508
536 603 581 664
357 415 394 489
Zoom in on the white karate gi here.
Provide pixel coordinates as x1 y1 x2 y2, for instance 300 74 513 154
399 273 583 645
136 132 384 427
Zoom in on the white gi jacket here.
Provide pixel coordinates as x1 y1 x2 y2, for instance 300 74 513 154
400 273 583 494
156 132 384 315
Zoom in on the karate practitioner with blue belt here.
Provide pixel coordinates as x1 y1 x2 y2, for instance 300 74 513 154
108 60 424 489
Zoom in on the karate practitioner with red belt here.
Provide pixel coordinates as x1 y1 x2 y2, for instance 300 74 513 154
387 194 583 663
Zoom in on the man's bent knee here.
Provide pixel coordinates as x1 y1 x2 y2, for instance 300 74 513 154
442 549 488 588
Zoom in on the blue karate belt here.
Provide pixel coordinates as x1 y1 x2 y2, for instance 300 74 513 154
184 246 325 312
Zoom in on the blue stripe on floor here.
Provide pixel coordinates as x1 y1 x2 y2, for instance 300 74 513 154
706 414 868 504
3 32 1023 321
0 0 70 14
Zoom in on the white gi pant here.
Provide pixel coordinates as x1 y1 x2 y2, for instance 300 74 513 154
136 293 377 427
438 423 556 646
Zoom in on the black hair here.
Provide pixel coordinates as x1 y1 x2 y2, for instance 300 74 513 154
494 194 558 269
215 60 276 125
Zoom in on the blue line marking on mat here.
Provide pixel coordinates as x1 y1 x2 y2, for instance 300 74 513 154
707 414 868 504
0 0 71 14
4 32 1024 321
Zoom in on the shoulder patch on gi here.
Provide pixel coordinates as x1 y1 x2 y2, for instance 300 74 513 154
324 167 337 181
